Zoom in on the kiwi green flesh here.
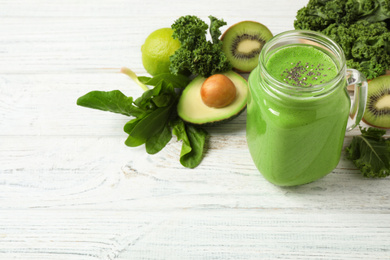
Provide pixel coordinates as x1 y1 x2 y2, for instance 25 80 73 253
177 71 248 125
363 75 390 129
221 21 273 72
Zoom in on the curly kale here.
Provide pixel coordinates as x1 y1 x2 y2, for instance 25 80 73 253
169 15 232 78
170 15 208 48
208 15 227 44
346 127 390 178
294 0 348 30
294 0 390 79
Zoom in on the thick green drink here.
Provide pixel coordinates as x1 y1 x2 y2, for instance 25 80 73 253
246 30 367 186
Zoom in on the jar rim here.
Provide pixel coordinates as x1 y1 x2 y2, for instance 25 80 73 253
258 30 346 98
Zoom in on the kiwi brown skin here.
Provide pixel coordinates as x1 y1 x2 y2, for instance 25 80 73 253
221 21 273 73
362 74 390 129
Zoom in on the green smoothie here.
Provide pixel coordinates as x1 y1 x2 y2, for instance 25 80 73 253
266 45 338 87
247 44 350 186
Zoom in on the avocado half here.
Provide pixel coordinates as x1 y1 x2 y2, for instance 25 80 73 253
177 71 248 125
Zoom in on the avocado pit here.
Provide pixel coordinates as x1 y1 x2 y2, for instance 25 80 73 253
177 71 248 125
200 74 236 108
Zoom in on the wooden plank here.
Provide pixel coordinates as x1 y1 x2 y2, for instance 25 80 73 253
0 210 389 259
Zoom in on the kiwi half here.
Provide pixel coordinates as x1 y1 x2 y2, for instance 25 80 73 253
221 21 273 73
363 75 390 129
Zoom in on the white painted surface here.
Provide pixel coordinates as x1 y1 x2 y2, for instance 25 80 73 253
1 0 389 259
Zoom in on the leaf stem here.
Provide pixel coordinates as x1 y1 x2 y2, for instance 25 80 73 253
121 67 149 92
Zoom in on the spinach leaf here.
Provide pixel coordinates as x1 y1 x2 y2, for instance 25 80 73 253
76 90 142 117
138 73 190 89
145 123 172 154
124 105 173 146
171 119 208 168
77 68 208 168
123 118 145 147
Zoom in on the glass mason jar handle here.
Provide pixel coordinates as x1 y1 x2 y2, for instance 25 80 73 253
346 69 368 132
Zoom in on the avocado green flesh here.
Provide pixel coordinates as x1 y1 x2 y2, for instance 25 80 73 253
177 71 248 125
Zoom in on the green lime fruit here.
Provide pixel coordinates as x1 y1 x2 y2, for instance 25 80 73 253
141 28 181 76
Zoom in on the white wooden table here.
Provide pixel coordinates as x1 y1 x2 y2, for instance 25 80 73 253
1 0 389 259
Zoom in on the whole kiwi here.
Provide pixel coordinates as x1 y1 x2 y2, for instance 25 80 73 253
363 74 390 129
221 21 273 73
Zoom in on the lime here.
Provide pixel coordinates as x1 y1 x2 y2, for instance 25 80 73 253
141 28 181 76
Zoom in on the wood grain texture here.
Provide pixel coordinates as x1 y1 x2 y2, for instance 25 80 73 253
0 0 389 259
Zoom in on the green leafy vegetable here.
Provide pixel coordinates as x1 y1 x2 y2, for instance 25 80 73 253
76 90 141 117
169 15 232 78
77 68 208 168
171 119 208 168
294 0 390 79
346 127 390 178
209 16 227 44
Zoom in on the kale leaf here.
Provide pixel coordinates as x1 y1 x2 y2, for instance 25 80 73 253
346 127 390 178
294 0 390 79
170 15 232 78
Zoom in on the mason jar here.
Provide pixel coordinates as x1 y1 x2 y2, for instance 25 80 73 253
246 30 367 186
